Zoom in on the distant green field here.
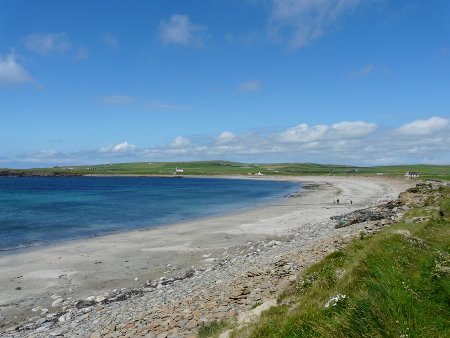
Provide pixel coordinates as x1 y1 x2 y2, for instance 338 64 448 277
1 161 449 181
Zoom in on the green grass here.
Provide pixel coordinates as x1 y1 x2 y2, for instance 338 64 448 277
230 187 450 338
1 161 449 180
198 320 229 338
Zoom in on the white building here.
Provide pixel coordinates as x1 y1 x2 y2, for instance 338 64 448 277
405 171 420 178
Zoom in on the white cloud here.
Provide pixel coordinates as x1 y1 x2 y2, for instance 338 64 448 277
170 136 191 148
216 131 236 144
277 124 329 143
3 117 449 167
23 32 71 55
277 121 377 143
330 121 377 138
397 116 449 136
238 80 262 93
269 0 361 49
0 51 34 87
101 95 135 104
100 33 119 49
159 14 206 47
100 141 137 154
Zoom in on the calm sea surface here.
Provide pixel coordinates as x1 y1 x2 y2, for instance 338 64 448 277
0 176 299 253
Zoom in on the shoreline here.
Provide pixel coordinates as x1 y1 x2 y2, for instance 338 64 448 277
0 176 301 256
0 175 412 335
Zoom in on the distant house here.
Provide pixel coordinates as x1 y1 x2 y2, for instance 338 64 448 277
173 168 184 175
405 171 420 178
254 172 265 176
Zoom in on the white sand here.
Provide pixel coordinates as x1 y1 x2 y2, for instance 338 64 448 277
0 175 411 323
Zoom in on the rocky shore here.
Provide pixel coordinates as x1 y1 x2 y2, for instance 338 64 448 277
2 179 412 338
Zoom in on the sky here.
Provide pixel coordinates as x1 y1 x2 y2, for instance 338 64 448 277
1 0 449 168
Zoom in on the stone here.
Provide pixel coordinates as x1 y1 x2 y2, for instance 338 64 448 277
95 296 106 303
5 325 19 332
51 298 64 307
35 317 47 325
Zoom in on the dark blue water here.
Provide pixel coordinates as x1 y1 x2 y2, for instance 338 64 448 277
0 176 299 253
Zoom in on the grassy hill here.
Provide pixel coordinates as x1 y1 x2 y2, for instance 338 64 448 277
1 161 449 180
202 185 450 338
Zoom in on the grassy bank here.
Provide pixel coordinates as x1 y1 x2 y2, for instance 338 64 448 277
217 186 450 338
1 161 449 180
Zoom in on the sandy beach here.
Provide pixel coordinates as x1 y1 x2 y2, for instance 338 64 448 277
0 175 412 333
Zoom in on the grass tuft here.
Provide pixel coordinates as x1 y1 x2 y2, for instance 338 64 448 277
198 320 229 338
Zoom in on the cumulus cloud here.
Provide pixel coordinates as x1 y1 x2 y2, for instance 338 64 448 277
330 121 377 138
216 131 236 144
100 141 137 154
23 32 71 55
170 136 191 148
0 51 34 87
159 14 206 47
100 33 119 49
277 124 329 143
3 117 449 167
238 81 262 93
397 116 449 136
276 121 376 143
268 0 361 49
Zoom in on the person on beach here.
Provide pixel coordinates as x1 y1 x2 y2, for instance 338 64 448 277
337 198 340 205
350 200 352 205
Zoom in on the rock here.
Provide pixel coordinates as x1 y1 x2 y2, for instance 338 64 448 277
36 322 53 332
5 325 19 332
52 297 64 307
95 296 106 303
35 317 47 325
134 277 139 281
85 296 96 302
331 201 399 228
185 319 198 329
267 240 281 247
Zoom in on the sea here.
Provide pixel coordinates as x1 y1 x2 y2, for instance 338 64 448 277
0 176 299 253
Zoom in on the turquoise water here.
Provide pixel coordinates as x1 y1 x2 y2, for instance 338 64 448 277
0 176 299 253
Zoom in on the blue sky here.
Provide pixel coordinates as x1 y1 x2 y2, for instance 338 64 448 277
1 0 449 167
